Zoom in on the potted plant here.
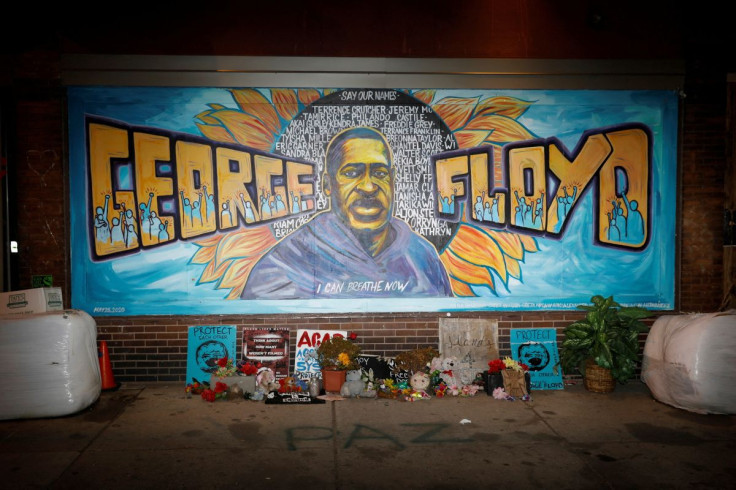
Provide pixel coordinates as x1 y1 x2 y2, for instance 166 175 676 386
560 295 652 393
316 335 361 392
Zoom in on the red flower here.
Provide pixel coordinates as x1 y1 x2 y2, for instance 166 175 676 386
520 363 530 372
240 362 258 375
201 389 216 402
214 381 228 393
217 357 228 368
488 359 506 374
348 332 358 341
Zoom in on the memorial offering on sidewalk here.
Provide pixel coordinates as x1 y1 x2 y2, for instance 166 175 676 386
294 329 347 380
439 318 499 386
510 328 564 390
242 327 289 380
186 325 237 385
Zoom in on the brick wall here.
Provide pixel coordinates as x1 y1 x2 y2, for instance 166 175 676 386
96 312 590 383
679 64 728 311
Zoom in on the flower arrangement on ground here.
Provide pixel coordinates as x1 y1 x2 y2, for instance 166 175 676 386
488 356 530 373
394 347 439 374
486 356 531 399
316 335 361 370
213 357 238 378
377 378 401 399
201 381 228 402
238 359 262 375
185 380 206 396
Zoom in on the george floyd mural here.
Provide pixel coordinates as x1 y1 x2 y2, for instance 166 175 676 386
68 87 677 315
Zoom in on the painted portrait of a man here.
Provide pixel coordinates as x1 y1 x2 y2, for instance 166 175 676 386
242 126 453 299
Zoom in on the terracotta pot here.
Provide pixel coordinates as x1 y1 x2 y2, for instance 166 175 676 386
321 369 347 393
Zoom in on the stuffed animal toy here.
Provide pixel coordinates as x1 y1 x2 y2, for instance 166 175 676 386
439 356 461 389
410 371 430 393
406 371 431 401
278 376 301 393
340 369 365 397
256 367 278 393
430 357 444 373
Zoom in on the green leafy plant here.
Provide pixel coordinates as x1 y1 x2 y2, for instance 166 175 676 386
560 295 652 384
316 335 361 370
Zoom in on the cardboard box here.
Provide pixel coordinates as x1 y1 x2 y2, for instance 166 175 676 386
0 288 63 316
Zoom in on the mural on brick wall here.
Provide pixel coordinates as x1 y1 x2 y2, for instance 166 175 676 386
68 87 677 315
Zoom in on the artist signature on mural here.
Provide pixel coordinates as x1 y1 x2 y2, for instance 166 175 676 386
92 306 126 313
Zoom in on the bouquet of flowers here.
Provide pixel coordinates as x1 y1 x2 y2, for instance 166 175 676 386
237 359 262 376
201 381 228 402
316 335 361 370
488 356 529 373
213 357 238 378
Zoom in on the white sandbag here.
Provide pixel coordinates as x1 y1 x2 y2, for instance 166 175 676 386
0 309 101 420
642 310 736 414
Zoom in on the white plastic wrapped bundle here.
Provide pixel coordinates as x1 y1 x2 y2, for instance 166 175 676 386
642 310 736 414
0 309 101 420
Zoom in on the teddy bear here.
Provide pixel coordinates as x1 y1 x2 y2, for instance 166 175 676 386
255 367 279 393
340 369 365 397
438 356 462 389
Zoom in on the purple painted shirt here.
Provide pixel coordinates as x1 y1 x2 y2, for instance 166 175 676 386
242 212 453 300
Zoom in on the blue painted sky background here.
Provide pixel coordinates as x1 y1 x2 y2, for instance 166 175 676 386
68 87 677 315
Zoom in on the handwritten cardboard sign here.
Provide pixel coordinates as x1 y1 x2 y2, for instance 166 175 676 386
439 318 499 383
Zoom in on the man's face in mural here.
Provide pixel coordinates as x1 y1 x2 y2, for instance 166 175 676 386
325 129 394 233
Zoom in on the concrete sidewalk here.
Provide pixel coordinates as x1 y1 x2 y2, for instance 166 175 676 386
1 382 733 489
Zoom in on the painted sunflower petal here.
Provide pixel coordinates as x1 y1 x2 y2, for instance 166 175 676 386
298 89 321 106
198 257 234 285
431 96 479 131
448 276 476 297
481 115 536 144
504 254 522 281
323 89 337 96
229 89 282 135
207 109 275 151
194 110 220 125
271 89 299 121
441 249 496 290
474 96 533 119
519 234 540 253
219 257 259 298
190 240 220 265
453 130 491 149
487 230 524 261
447 224 507 283
411 89 436 105
196 123 237 144
214 226 276 266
